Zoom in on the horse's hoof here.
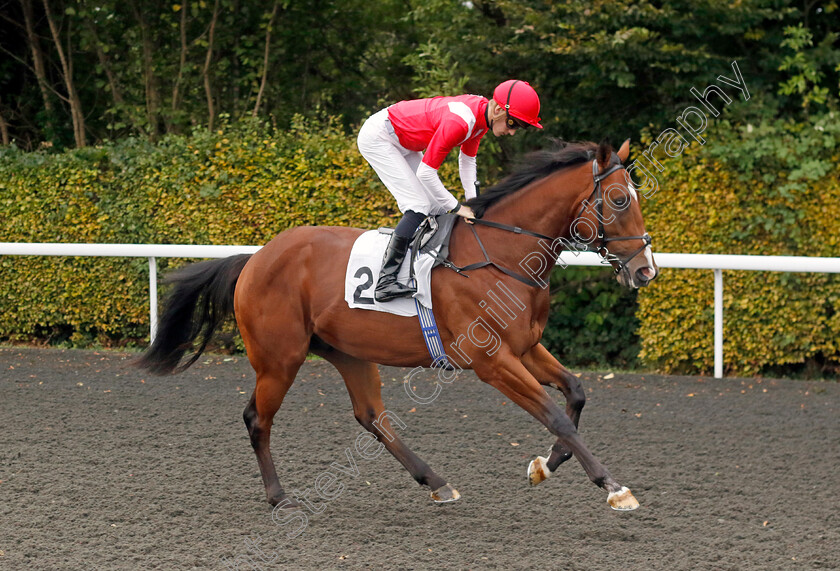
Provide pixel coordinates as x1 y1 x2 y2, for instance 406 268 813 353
528 455 552 486
607 486 639 511
269 495 300 509
430 483 461 503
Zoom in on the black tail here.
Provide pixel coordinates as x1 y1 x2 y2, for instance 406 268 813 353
135 254 252 375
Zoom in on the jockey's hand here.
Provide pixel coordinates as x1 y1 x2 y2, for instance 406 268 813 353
458 205 476 223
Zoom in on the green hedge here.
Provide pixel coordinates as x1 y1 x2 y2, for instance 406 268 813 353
637 144 840 376
542 267 641 370
0 116 432 346
3 116 839 377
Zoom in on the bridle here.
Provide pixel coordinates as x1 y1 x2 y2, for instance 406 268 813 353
454 155 652 287
577 158 652 278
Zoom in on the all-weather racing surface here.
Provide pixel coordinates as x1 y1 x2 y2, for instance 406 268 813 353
1 347 837 570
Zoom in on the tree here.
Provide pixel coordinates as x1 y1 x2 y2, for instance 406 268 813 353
41 0 86 147
201 0 220 131
1 0 834 150
19 0 56 140
252 0 281 118
0 95 10 144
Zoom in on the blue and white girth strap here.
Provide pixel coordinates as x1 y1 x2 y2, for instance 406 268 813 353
411 279 453 370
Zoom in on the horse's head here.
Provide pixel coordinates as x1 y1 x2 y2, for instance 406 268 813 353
572 140 658 289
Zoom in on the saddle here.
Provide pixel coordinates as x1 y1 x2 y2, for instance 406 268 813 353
345 214 456 317
406 213 458 280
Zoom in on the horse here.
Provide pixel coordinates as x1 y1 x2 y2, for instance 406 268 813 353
137 139 658 512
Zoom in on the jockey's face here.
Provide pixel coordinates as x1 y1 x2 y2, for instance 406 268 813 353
488 101 518 137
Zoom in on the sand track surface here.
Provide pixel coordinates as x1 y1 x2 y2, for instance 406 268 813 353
1 347 838 570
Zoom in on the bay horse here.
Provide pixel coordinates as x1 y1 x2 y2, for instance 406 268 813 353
137 139 658 512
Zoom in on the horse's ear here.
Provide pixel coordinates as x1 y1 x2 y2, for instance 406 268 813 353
596 139 612 170
617 139 630 163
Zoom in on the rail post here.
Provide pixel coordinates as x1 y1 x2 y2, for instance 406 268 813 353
148 256 158 344
714 269 723 378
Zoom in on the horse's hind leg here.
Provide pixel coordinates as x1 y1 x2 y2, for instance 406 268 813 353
521 343 586 484
243 354 306 507
312 345 457 503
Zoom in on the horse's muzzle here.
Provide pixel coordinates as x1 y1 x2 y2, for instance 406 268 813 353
634 266 658 287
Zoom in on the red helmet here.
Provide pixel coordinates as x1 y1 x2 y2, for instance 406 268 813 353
493 79 543 129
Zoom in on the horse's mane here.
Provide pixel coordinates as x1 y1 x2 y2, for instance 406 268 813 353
466 141 599 218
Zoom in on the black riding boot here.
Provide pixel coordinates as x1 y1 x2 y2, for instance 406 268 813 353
374 234 415 302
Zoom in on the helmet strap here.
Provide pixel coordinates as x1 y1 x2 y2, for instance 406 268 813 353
505 80 520 111
505 80 520 127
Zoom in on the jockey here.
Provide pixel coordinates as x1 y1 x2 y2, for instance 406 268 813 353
357 79 543 302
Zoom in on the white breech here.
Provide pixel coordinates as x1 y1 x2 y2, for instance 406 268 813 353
357 109 452 216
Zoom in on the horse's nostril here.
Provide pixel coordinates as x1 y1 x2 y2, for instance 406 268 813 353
636 267 655 283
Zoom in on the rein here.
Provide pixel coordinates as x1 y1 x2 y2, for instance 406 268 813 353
444 159 652 287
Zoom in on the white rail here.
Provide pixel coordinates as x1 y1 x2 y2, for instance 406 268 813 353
2 242 840 378
561 252 840 377
0 243 261 345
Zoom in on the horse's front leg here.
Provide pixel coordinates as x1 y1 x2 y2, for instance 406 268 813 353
474 350 638 511
521 343 585 484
